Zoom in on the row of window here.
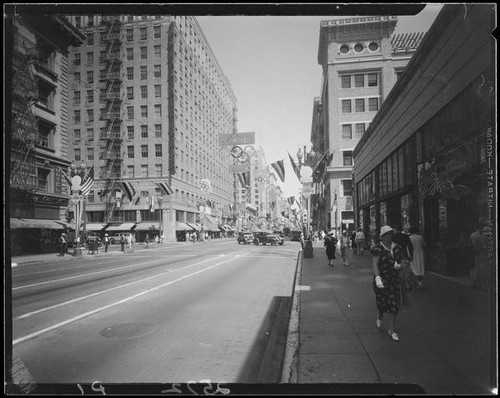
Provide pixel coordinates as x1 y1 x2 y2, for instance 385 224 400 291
73 46 165 66
341 123 367 140
341 97 379 113
341 73 379 88
127 144 163 158
74 123 164 142
84 25 164 45
73 65 163 86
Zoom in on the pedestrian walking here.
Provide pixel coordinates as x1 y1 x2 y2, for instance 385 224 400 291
350 230 357 253
324 230 338 267
127 233 133 252
120 234 125 252
409 227 426 289
340 231 350 266
59 233 67 257
355 228 366 257
470 222 490 291
392 225 414 263
160 233 165 245
371 225 405 342
145 233 150 248
104 233 110 253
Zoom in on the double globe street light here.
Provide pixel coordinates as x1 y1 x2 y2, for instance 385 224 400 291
69 161 87 257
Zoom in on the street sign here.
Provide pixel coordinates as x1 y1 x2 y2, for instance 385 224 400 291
219 132 256 146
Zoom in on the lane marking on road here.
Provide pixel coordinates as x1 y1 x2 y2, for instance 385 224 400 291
14 255 227 319
13 256 239 345
12 254 202 291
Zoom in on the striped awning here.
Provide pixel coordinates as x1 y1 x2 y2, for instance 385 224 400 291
135 222 160 231
85 223 108 231
176 222 193 231
219 225 228 232
105 223 137 232
187 223 201 231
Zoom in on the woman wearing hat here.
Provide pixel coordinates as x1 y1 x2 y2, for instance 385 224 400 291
324 230 338 267
371 225 405 341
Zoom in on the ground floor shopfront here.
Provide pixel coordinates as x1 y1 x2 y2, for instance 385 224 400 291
352 5 495 278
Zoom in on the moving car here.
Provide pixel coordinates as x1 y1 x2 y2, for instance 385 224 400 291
253 231 284 246
237 232 254 245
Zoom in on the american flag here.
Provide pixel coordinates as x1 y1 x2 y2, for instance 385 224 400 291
271 159 285 183
288 152 301 181
157 181 174 195
80 167 94 196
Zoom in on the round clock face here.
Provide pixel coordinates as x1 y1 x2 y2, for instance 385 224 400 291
244 145 256 157
71 175 82 188
230 145 243 158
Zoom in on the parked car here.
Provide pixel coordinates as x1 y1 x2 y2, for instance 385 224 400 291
109 233 128 244
253 231 284 246
237 232 254 245
85 235 102 248
290 230 302 242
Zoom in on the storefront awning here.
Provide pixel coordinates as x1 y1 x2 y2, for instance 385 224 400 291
202 215 218 231
85 223 108 232
176 222 193 231
105 223 137 232
219 225 228 232
10 218 67 230
187 223 201 231
135 222 160 231
225 225 237 232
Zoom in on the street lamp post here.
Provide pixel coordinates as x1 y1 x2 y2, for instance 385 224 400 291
157 196 163 239
296 146 316 240
69 162 87 257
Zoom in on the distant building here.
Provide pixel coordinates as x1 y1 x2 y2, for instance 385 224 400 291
66 15 237 241
352 4 495 277
8 13 85 255
312 16 425 234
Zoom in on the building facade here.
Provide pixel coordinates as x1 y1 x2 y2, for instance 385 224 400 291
313 16 424 234
352 4 495 277
8 13 85 255
66 15 237 241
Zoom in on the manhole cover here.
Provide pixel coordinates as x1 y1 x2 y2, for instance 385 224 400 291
100 323 155 339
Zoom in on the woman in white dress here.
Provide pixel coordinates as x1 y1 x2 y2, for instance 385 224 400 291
409 227 426 288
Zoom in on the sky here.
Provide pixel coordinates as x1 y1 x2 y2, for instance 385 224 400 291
196 4 444 197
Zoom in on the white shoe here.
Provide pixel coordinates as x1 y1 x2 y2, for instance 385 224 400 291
376 319 382 328
388 330 399 341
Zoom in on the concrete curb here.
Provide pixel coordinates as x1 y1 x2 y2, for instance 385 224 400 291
280 250 302 383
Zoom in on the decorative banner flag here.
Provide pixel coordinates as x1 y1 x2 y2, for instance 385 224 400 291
288 152 301 181
58 166 73 188
80 167 94 196
120 180 136 201
287 196 295 206
134 195 141 205
237 172 250 187
271 160 285 183
157 181 174 195
150 195 155 212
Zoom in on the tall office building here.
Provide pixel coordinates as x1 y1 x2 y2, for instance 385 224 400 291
313 16 425 233
9 13 85 255
66 15 237 241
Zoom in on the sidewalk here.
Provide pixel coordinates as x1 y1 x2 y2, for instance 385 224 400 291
282 242 495 395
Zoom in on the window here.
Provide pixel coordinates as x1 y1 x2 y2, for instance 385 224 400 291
74 72 80 83
342 179 353 196
37 120 53 148
355 123 365 138
87 71 93 84
354 43 364 53
141 145 148 158
368 97 379 111
74 110 81 123
37 167 50 192
87 33 94 46
355 98 365 112
127 146 134 158
154 124 162 138
154 104 162 117
154 45 161 58
343 151 353 166
74 53 81 66
155 164 162 177
140 85 147 99
74 129 81 142
74 148 81 161
127 106 134 119
87 90 94 104
127 125 134 139
127 165 135 178
141 105 148 118
87 52 94 66
86 128 94 140
87 109 94 122
341 75 351 88
368 73 378 87
127 67 133 80
154 64 161 78
87 16 94 27
340 44 349 54
342 100 351 113
354 74 364 88
127 87 134 99
140 27 147 40
141 125 148 138
154 26 161 38
155 144 162 157
74 91 81 105
127 48 133 61
342 124 352 139
140 47 147 60
75 17 81 28
369 41 379 51
141 165 148 178
154 84 161 97
87 147 94 160
126 29 133 41
140 66 147 80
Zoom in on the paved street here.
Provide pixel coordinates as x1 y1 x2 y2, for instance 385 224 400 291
10 239 299 388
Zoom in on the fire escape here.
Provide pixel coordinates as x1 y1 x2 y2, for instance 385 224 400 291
98 15 123 223
10 33 39 217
